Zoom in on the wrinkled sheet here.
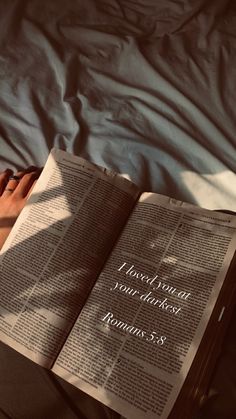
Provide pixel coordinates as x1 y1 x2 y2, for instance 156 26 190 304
0 1 235 418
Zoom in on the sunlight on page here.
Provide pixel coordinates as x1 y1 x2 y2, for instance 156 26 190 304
160 256 177 265
0 152 79 365
0 149 140 371
53 191 234 419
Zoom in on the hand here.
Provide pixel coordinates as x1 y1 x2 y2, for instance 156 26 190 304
0 167 41 250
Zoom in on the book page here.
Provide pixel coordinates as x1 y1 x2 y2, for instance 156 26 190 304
0 149 139 368
53 192 236 419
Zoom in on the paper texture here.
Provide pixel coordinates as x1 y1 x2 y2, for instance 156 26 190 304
0 149 139 367
53 192 236 418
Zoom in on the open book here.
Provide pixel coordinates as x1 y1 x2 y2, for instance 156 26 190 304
0 149 235 419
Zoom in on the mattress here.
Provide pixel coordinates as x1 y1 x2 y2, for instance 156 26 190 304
0 1 235 418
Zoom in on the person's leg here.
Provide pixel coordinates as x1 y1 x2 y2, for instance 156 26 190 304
0 167 41 250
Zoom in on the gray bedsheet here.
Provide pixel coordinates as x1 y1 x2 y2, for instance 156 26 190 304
0 1 235 418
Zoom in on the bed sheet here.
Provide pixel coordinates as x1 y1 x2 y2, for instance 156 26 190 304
0 1 235 418
0 0 235 209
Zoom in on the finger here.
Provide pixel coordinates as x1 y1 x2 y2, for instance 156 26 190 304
0 169 13 195
13 169 41 198
4 167 40 196
4 170 26 193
